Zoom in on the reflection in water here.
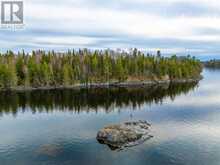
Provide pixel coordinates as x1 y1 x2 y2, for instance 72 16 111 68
2 69 220 165
0 82 198 116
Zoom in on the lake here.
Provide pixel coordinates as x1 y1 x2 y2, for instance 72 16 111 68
0 69 220 165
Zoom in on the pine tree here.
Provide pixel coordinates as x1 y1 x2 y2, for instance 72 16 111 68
0 49 202 89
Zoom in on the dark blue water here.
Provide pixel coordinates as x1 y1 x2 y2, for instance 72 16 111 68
0 69 220 165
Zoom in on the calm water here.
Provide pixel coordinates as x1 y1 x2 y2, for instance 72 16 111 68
0 69 220 165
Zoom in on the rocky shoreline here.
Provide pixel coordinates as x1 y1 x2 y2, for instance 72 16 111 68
0 77 202 91
96 120 153 150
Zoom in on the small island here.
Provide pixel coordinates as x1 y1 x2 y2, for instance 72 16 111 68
97 121 153 150
0 49 202 90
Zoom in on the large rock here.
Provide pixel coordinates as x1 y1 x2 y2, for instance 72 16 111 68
96 120 153 150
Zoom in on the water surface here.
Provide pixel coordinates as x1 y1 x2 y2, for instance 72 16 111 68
0 69 219 165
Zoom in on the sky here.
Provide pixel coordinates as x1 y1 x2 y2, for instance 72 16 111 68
1 0 220 60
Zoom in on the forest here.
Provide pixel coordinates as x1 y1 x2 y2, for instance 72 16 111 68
203 59 220 68
0 49 202 89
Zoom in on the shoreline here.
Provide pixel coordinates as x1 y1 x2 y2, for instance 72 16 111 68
0 78 202 92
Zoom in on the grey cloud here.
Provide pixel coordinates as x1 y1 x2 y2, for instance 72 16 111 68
1 28 220 58
193 27 220 35
29 0 220 17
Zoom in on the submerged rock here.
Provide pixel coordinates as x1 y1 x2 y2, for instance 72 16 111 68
96 120 153 150
36 144 62 157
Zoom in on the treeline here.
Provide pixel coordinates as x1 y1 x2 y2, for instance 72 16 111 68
203 59 220 68
0 49 202 89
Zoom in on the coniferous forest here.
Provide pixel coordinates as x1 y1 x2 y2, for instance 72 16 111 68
0 49 202 89
203 59 220 68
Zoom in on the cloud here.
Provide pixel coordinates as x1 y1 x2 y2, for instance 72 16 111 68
1 0 220 59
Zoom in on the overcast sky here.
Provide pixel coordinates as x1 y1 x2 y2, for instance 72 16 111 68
1 0 220 59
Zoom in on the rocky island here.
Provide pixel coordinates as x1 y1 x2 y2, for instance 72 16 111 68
96 121 153 150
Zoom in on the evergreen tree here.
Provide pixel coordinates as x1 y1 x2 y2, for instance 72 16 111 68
0 49 202 89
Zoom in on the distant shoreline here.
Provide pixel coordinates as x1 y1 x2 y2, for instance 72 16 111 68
0 78 202 91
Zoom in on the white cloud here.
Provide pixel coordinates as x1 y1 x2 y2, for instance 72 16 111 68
1 0 220 57
25 3 220 38
32 36 98 46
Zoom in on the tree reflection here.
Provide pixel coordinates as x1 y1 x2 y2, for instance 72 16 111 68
0 82 198 116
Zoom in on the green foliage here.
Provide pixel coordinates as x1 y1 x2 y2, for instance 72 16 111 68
0 49 202 89
0 64 17 88
62 64 72 86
